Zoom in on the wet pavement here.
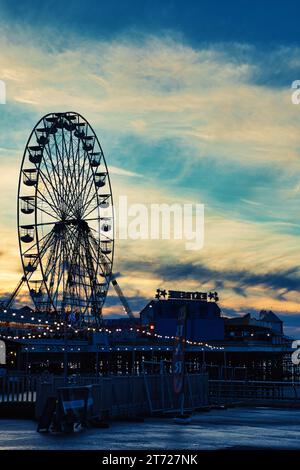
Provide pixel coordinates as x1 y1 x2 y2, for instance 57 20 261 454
0 407 300 450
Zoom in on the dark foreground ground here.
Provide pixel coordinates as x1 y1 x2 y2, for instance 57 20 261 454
0 407 299 450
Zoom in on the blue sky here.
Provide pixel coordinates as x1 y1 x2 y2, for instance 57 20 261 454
1 0 300 46
1 1 300 336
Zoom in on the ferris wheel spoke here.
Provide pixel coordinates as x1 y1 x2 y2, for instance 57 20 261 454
80 178 102 218
68 148 93 217
53 132 74 210
67 130 82 211
66 228 91 309
35 221 61 229
62 127 85 214
47 235 70 310
39 234 61 296
36 168 65 215
78 178 97 218
43 139 67 204
40 230 64 308
79 161 94 206
88 235 103 268
36 207 60 222
83 230 110 284
64 229 82 312
57 234 72 310
71 138 95 208
35 191 61 220
39 155 65 211
79 153 98 200
67 141 83 217
23 195 60 222
38 230 56 256
43 138 63 187
42 238 59 285
68 226 99 281
88 231 112 277
49 238 64 310
35 170 63 217
81 168 109 218
39 155 72 214
21 228 54 257
36 232 56 265
64 226 89 309
82 202 98 220
72 127 82 210
68 131 83 206
61 127 77 210
79 246 98 308
76 140 92 194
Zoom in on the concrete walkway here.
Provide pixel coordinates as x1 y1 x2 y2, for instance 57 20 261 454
0 407 300 450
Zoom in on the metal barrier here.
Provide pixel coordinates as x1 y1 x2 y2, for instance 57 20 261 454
0 373 101 404
0 374 38 402
209 379 300 403
142 361 209 414
0 370 209 418
35 372 209 420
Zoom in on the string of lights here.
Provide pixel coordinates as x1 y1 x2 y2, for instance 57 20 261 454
0 315 224 350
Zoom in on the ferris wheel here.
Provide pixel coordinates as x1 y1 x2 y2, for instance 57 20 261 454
16 112 114 324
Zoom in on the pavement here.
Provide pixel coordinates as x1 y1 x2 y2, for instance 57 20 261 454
0 407 300 450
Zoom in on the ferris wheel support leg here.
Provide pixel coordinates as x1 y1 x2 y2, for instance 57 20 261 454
4 276 26 309
111 276 135 320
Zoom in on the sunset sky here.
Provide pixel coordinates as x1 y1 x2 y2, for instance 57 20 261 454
0 0 300 335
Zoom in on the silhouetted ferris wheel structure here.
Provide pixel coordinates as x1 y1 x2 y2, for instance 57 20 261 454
5 112 120 325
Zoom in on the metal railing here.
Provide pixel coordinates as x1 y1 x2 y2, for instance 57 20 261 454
209 379 300 403
0 373 104 403
0 374 38 403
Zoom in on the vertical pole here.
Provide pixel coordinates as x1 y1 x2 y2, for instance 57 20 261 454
180 391 184 415
173 304 187 416
142 361 153 415
26 350 29 375
224 351 227 380
132 349 136 375
96 349 99 377
160 360 165 410
63 319 68 383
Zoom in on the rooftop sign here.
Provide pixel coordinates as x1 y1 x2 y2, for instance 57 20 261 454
155 289 219 302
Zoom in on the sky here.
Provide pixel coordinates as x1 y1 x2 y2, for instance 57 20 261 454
0 0 300 335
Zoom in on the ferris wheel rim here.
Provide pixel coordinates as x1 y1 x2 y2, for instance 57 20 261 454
17 111 114 322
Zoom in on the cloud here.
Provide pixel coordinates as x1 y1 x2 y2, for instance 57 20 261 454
0 34 299 170
153 262 300 294
109 165 142 178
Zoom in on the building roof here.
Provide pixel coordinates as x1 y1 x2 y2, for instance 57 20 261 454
259 310 282 323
